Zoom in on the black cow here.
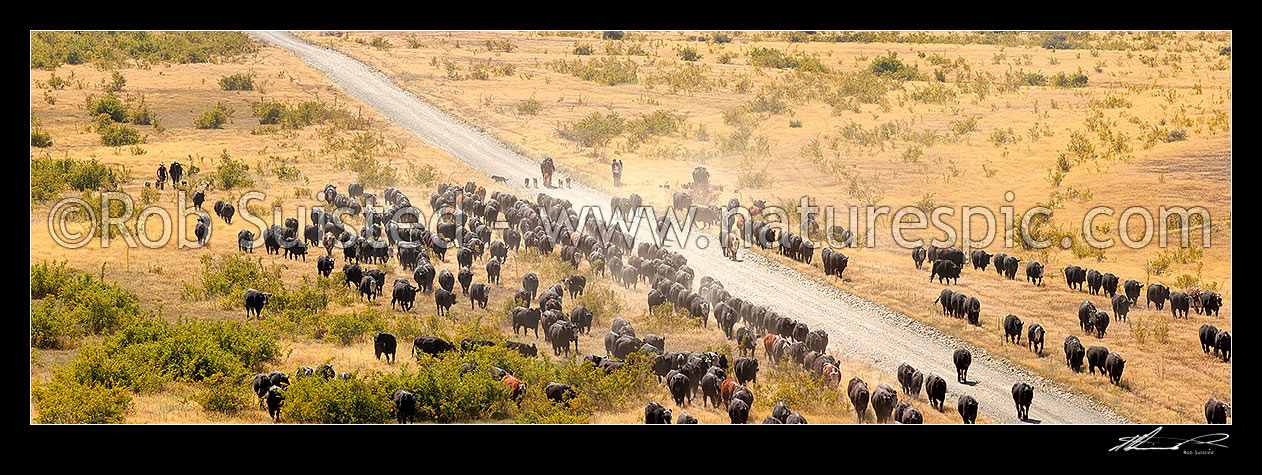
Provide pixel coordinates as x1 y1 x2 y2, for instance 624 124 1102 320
668 372 691 407
1003 314 1024 344
897 363 919 396
316 254 334 277
727 398 750 424
1205 398 1229 424
1085 345 1109 375
265 385 284 422
485 257 501 285
1213 331 1231 362
930 259 960 284
1201 290 1222 316
1001 255 1021 279
1078 301 1097 333
734 357 758 386
1064 265 1086 291
1025 261 1044 286
912 247 927 269
1012 382 1033 421
848 377 870 422
545 382 576 406
1101 273 1119 297
565 274 587 299
1027 323 1045 355
374 332 397 363
645 401 672 424
954 348 972 383
1107 294 1130 323
1199 324 1219 354
1123 279 1142 305
971 250 992 271
1146 283 1170 309
512 307 541 338
244 288 270 318
1091 310 1110 338
359 276 379 302
251 374 271 407
413 264 435 293
925 374 946 411
413 335 456 358
522 273 539 299
1104 352 1125 385
871 384 898 423
1064 336 1085 372
469 282 490 309
434 289 456 316
1170 291 1190 319
506 341 538 358
957 394 978 424
438 269 455 293
392 280 418 311
676 412 698 424
1086 269 1103 295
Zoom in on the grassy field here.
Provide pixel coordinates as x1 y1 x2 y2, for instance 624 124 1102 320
29 32 974 424
287 30 1232 423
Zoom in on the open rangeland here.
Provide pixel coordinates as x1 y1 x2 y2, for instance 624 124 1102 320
30 30 1230 425
31 31 985 425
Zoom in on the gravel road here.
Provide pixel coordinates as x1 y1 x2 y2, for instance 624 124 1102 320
253 30 1130 424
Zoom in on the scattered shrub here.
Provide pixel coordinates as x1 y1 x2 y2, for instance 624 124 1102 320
194 102 235 129
218 72 255 91
100 122 143 146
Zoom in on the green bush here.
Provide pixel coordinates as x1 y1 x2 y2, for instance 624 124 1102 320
30 31 257 70
31 113 53 147
282 375 393 423
868 52 923 81
31 260 76 299
573 43 593 55
211 150 254 189
31 154 124 202
1052 69 1089 88
31 376 132 424
100 122 143 146
548 57 638 86
181 253 282 302
194 102 235 129
188 372 251 413
516 98 543 116
104 71 126 93
64 317 280 392
217 72 255 91
253 101 288 125
31 299 79 349
747 47 828 73
556 111 625 149
86 94 129 122
677 46 702 62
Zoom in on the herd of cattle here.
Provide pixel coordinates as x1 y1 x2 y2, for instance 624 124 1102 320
188 168 1229 424
903 243 1231 422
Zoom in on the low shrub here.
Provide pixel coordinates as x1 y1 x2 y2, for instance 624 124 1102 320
31 376 132 424
194 102 235 129
211 150 254 189
100 122 143 146
217 72 254 91
188 372 251 413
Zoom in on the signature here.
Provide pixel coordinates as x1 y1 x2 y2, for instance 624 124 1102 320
1110 427 1229 452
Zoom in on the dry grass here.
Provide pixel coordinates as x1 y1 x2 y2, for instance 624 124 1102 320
29 36 974 424
289 30 1232 423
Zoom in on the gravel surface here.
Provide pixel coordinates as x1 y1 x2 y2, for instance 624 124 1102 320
254 31 1131 424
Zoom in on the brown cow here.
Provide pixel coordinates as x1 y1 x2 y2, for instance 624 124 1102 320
763 334 779 357
502 374 526 407
720 378 739 407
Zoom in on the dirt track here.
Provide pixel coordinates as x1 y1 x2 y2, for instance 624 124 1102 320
252 30 1130 424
